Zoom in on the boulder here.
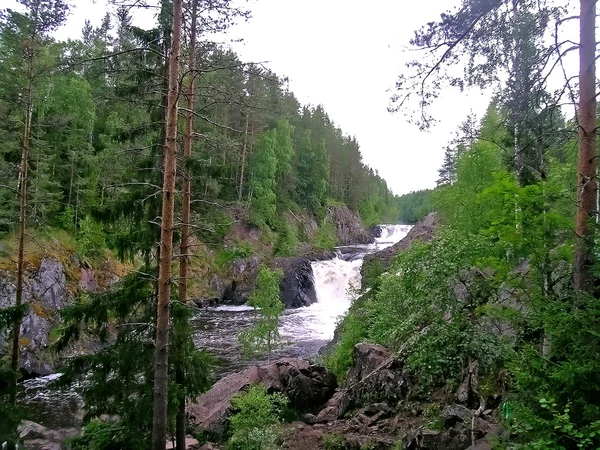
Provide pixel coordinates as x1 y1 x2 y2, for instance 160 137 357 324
316 344 411 422
273 257 317 308
18 420 79 450
442 404 473 426
221 256 317 308
347 344 390 385
188 358 336 436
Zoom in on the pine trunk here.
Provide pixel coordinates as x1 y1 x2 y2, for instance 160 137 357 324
574 0 597 293
176 1 197 448
151 0 182 448
10 57 34 405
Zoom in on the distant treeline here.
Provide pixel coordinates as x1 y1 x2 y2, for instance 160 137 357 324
396 189 434 224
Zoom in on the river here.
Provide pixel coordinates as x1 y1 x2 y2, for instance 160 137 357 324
17 224 411 430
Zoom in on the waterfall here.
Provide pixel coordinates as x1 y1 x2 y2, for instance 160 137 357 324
294 224 412 341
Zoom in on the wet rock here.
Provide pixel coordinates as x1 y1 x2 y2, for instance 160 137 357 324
221 256 317 308
273 257 317 308
188 358 336 436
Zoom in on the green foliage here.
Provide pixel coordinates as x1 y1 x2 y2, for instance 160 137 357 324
239 265 284 356
77 216 106 258
68 419 145 450
227 384 288 450
273 220 298 257
396 189 434 224
216 242 254 269
55 271 212 449
0 306 27 447
322 432 346 450
324 304 368 382
328 230 508 390
249 130 278 228
313 216 337 250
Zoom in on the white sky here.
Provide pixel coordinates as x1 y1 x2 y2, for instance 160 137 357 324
4 0 549 195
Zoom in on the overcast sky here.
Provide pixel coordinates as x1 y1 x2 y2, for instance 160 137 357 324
6 0 498 195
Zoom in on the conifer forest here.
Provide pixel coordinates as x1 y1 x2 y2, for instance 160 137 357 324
1 0 599 449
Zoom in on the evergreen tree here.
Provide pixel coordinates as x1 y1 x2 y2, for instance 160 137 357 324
249 129 278 227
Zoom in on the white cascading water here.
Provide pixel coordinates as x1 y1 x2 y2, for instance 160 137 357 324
280 224 412 344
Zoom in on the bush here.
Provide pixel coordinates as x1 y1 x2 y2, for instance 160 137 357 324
77 216 106 259
227 385 288 450
238 266 284 356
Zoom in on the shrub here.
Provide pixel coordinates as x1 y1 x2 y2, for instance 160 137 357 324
238 266 284 356
77 216 106 259
227 385 288 450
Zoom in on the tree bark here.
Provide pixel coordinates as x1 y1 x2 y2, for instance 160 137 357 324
238 114 250 201
176 0 197 448
574 0 597 293
10 53 34 405
151 0 182 448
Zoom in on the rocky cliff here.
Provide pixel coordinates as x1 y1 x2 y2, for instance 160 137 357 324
326 205 373 245
0 252 122 376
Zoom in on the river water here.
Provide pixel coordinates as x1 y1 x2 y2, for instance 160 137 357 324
18 224 411 430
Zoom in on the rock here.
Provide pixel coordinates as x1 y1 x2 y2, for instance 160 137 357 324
166 436 200 449
362 212 438 284
221 256 317 308
315 390 351 422
347 344 390 385
326 205 372 245
442 404 473 426
188 358 336 436
405 428 471 450
79 265 98 292
18 420 79 450
0 258 73 375
273 257 317 308
317 345 410 422
300 413 318 424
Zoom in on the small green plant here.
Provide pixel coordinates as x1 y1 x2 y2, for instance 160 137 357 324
322 432 346 450
77 216 106 258
58 206 75 231
423 403 444 430
227 384 288 450
238 265 284 356
216 242 254 269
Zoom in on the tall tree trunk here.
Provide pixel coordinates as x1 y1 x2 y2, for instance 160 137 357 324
10 57 34 405
238 114 250 201
151 0 182 448
176 1 197 448
574 0 597 293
